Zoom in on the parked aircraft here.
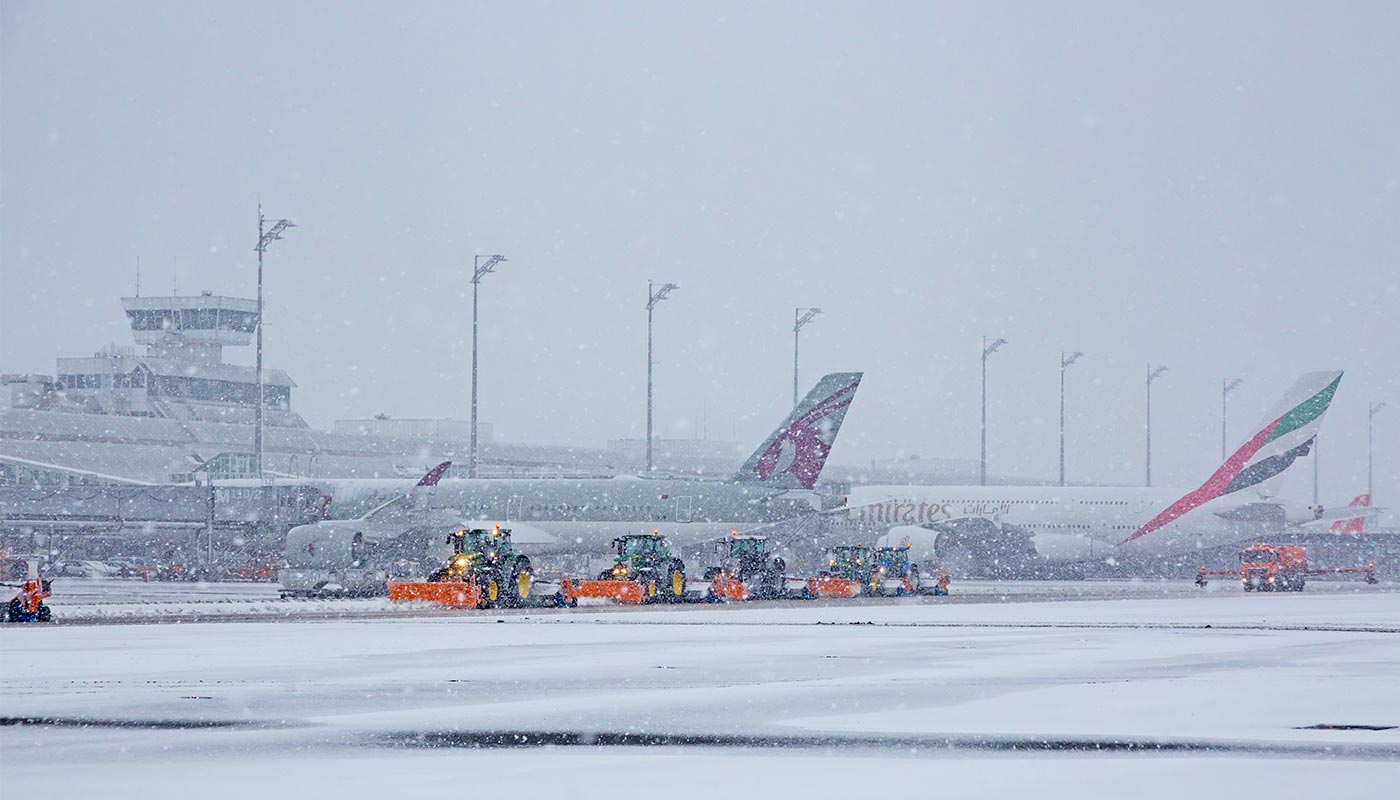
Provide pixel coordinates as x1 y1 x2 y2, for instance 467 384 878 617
847 371 1361 574
279 372 862 593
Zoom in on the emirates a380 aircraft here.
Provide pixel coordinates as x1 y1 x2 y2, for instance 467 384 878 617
846 371 1367 573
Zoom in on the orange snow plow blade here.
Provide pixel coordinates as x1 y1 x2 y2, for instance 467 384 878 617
387 581 482 608
568 579 647 605
806 576 862 598
710 576 747 602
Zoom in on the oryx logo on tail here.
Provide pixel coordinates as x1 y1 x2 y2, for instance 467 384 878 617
733 372 862 490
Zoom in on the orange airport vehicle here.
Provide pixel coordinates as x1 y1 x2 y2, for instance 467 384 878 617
562 532 689 606
388 526 534 609
1197 543 1379 592
3 562 53 623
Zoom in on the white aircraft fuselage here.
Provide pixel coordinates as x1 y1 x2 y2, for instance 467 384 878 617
845 484 1316 563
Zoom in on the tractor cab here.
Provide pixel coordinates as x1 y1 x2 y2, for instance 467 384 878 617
437 526 516 580
874 545 913 577
605 532 673 579
719 535 773 577
615 532 667 560
705 533 787 600
823 545 874 581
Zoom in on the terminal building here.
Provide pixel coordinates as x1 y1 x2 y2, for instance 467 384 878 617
0 293 618 564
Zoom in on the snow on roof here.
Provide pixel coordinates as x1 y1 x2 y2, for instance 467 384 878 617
137 359 296 387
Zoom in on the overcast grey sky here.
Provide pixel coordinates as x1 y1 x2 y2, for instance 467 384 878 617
2 1 1397 508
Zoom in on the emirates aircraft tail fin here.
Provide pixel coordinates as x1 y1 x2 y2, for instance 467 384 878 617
1123 371 1343 545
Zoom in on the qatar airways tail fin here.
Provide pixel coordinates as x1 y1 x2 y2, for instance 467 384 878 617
1330 494 1372 534
731 372 863 490
1123 371 1343 545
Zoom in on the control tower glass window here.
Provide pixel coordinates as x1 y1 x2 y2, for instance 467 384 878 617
181 308 219 330
219 311 258 333
127 309 175 331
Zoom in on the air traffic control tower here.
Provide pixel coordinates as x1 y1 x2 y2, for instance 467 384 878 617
49 292 302 426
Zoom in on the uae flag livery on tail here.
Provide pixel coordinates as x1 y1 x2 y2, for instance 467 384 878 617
1121 371 1343 545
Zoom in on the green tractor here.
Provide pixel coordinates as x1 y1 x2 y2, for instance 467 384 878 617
704 534 787 600
600 532 688 603
427 526 534 608
822 544 877 592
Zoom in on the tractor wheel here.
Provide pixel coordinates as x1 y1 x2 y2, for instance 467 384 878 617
909 564 922 593
760 569 784 599
660 559 686 602
504 556 533 607
480 569 504 608
36 604 51 623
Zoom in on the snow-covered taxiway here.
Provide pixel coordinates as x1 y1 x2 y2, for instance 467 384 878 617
3 581 1398 798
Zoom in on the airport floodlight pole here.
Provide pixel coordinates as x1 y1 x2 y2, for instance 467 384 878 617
1059 351 1084 486
1370 401 1388 500
793 307 822 407
469 254 507 479
253 207 295 479
646 281 679 474
1313 433 1321 506
1145 364 1168 487
1222 377 1243 460
980 337 1008 486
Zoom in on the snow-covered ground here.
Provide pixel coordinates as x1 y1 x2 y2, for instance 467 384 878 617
34 574 1396 622
3 583 1398 797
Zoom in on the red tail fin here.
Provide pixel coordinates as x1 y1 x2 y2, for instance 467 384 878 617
1329 493 1371 534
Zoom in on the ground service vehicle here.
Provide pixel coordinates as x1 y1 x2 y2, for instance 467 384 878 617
389 526 533 608
872 545 922 596
579 532 687 603
805 544 874 598
705 534 786 601
1240 544 1307 592
4 575 53 623
602 535 688 605
1197 543 1379 591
